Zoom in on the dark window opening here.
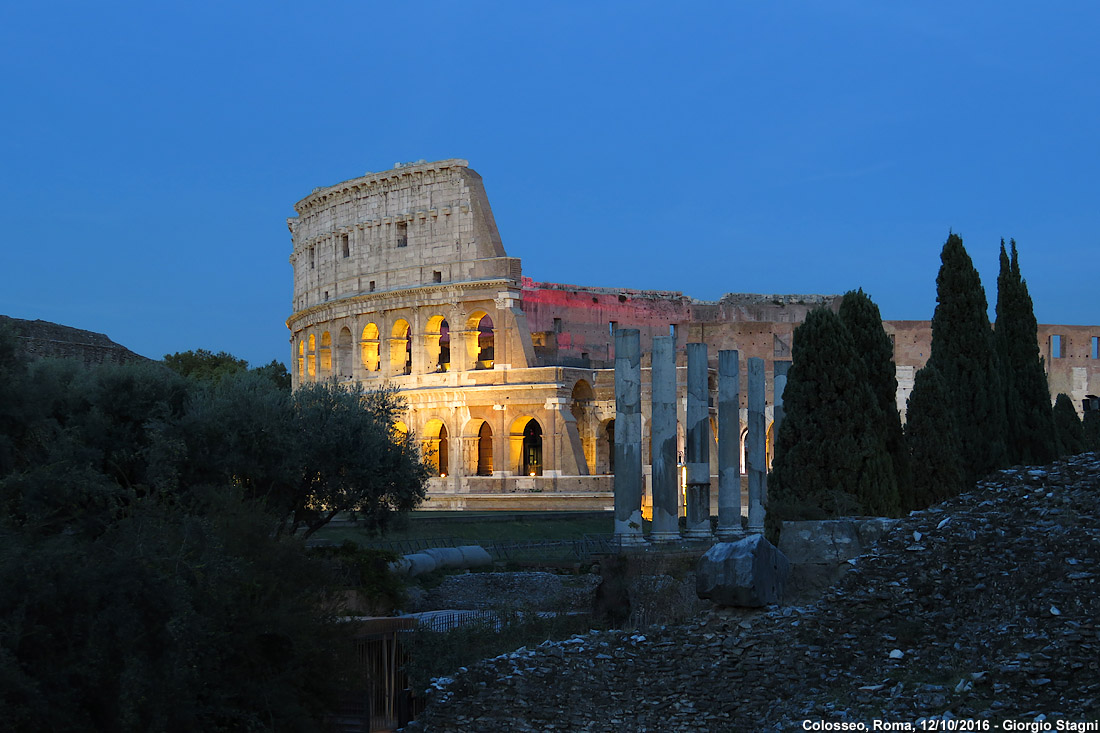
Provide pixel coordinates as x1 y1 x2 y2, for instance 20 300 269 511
606 420 616 474
477 422 493 476
438 320 450 372
609 320 617 335
309 247 315 269
433 271 442 283
476 315 494 368
436 424 449 477
341 234 350 258
522 421 543 476
404 328 412 375
553 317 562 333
396 221 408 248
369 281 376 292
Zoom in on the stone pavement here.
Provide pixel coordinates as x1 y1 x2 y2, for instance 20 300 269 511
405 452 1100 731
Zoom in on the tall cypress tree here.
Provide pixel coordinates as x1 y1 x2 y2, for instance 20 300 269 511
1053 393 1086 456
995 239 1057 465
770 308 899 521
927 233 1008 484
905 364 965 508
839 288 912 505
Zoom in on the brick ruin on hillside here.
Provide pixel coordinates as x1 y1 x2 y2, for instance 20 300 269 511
1 315 149 368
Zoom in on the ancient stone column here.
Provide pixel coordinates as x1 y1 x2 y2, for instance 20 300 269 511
650 335 679 542
747 357 767 534
613 328 645 545
773 359 791 443
684 342 712 539
717 349 743 540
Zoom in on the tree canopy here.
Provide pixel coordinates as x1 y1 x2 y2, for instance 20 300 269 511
995 239 1057 465
769 307 899 524
927 233 1008 483
0 331 429 728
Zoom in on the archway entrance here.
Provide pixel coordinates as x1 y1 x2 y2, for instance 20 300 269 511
477 422 493 476
522 420 543 476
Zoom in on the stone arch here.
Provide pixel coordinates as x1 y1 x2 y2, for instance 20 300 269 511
510 415 543 476
319 331 332 375
425 314 451 373
422 418 450 477
390 319 411 376
307 333 317 378
465 311 494 370
337 326 353 379
361 322 380 373
571 379 596 472
393 420 408 441
464 418 494 476
297 339 305 380
596 417 615 474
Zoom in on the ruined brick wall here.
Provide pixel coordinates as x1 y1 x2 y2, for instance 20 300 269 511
1 315 149 367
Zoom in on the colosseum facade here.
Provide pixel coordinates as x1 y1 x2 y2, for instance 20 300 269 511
287 159 1100 512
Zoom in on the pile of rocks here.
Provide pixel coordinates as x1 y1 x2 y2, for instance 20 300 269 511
406 452 1100 731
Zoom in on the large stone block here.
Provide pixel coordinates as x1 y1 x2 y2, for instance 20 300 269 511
778 518 900 565
696 534 790 607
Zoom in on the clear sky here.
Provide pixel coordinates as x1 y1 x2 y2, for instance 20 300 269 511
2 1 1096 368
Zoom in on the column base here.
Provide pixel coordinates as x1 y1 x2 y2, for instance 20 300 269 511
613 531 648 547
681 528 713 541
648 531 681 543
715 529 746 542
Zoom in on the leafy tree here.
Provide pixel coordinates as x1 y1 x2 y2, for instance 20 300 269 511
1053 393 1086 456
839 288 912 503
769 308 900 524
927 233 1008 484
0 491 352 731
163 348 248 383
252 358 292 391
284 382 429 539
995 239 1057 465
904 364 965 508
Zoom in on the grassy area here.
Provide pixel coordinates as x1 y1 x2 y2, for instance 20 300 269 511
316 512 627 547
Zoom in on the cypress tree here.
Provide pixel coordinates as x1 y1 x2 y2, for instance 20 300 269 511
1053 393 1086 456
927 233 1009 484
1083 410 1100 452
995 239 1058 465
839 288 912 505
904 364 965 508
770 308 899 521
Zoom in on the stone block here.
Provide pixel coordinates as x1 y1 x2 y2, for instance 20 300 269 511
778 518 901 565
696 534 790 607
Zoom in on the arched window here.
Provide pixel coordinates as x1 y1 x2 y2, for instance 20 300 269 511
320 332 332 375
439 319 450 372
425 315 450 373
307 334 317 378
297 339 305 380
337 327 352 379
423 419 449 477
571 380 596 473
522 420 543 476
361 323 380 372
476 315 494 368
477 422 493 476
390 320 411 376
596 418 616 474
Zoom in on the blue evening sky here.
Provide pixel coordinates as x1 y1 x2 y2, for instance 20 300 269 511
1 1 1096 368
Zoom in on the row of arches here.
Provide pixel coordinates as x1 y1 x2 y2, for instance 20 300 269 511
414 416 546 477
296 312 494 381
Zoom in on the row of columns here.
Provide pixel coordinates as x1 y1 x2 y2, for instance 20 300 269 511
613 329 790 544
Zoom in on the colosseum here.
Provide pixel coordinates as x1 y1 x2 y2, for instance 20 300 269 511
286 159 1100 512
